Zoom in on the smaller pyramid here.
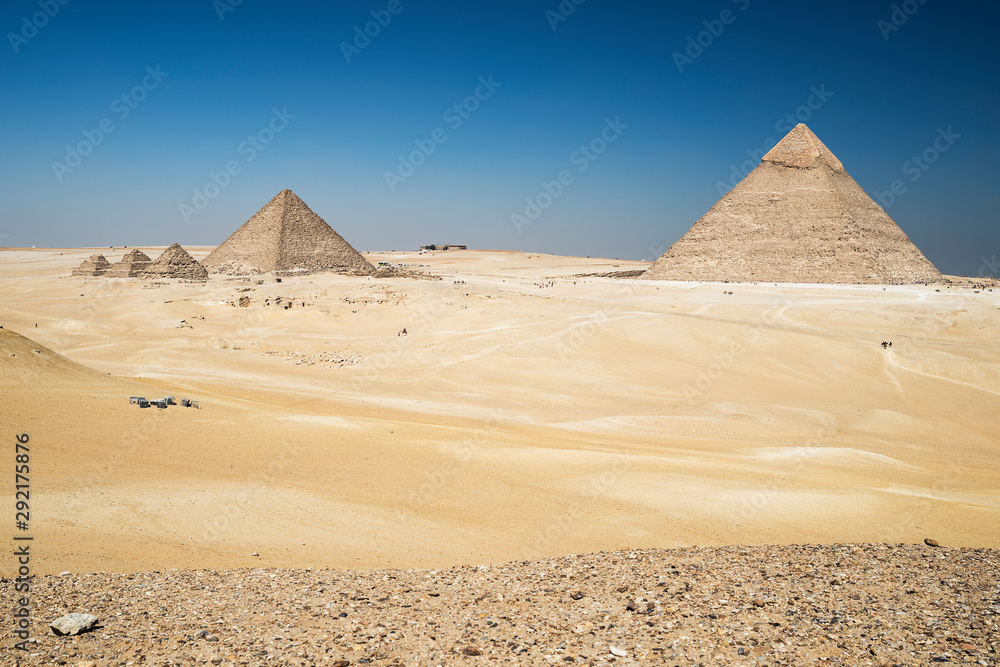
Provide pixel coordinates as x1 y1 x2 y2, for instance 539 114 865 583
106 250 152 278
72 254 111 277
203 189 375 275
143 243 208 281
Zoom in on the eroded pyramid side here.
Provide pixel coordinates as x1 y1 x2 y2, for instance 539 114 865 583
144 243 208 280
72 254 111 277
202 192 285 274
274 191 374 274
106 250 152 278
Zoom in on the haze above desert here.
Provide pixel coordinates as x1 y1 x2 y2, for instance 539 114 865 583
1 245 998 576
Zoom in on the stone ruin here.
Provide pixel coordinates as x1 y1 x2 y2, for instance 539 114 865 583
105 250 153 277
143 243 208 281
71 254 112 277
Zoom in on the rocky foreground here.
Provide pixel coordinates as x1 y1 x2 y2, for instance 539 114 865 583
3 544 998 666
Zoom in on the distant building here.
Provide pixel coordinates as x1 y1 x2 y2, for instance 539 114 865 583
420 244 467 251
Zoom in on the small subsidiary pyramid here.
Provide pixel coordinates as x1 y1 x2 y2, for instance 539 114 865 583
202 190 375 275
643 124 942 284
106 249 152 278
143 243 208 281
72 253 111 277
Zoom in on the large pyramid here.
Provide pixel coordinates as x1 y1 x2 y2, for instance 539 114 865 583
643 124 941 284
202 189 375 275
143 243 208 280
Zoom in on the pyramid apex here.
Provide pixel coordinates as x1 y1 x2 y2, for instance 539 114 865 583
763 124 844 172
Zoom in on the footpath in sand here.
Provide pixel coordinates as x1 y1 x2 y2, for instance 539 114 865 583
0 248 999 575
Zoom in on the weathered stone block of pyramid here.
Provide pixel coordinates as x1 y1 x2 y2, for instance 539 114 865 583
643 124 942 284
72 254 111 277
202 189 375 275
106 249 152 277
143 243 208 281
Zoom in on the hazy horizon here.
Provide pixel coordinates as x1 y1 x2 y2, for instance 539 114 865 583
1 0 998 276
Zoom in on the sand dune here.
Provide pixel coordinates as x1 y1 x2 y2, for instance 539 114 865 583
1 248 998 575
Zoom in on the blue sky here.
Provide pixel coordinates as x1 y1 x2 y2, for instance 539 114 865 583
1 0 997 276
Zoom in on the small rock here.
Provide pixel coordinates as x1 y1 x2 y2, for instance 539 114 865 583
252 551 259 557
924 538 940 547
970 621 983 629
50 613 99 636
609 645 628 657
570 591 585 600
332 661 350 667
461 646 483 656
626 600 639 612
960 643 978 652
753 599 766 607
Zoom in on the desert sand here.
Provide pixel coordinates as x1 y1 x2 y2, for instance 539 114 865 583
1 247 999 576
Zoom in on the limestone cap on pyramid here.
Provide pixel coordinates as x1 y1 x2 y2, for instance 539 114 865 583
761 123 844 171
202 189 375 275
642 124 942 285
